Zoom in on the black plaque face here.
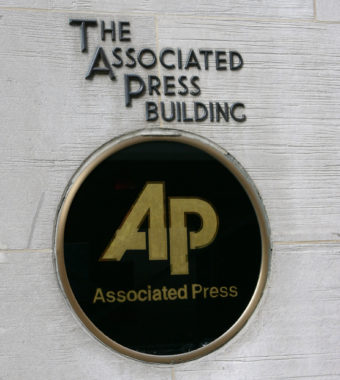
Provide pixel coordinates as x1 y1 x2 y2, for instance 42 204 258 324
56 133 269 363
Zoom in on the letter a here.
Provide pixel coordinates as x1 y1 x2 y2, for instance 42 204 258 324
100 182 167 262
85 46 116 80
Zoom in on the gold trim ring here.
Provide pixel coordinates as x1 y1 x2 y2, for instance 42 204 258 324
54 128 271 364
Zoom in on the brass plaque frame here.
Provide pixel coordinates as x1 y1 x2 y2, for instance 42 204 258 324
54 128 271 364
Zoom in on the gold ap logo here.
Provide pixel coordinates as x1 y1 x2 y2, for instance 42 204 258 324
100 182 219 275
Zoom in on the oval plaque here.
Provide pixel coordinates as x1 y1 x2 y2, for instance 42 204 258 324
55 130 270 363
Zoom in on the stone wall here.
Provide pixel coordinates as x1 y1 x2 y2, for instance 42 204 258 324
1 1 340 378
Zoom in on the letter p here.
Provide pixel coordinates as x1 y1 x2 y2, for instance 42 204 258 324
168 198 218 275
124 74 145 107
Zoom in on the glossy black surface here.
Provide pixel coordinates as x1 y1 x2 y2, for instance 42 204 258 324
64 141 261 355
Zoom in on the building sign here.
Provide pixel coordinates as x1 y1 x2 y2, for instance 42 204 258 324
55 131 270 363
69 18 246 124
